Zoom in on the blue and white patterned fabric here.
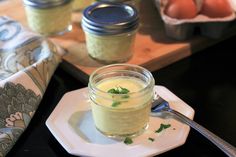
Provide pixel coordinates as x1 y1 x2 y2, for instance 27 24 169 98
0 16 62 157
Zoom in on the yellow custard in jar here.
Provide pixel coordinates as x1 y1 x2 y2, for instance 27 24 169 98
84 31 136 64
24 0 72 36
89 64 154 137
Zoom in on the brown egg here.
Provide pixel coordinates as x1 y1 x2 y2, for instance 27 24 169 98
200 0 233 18
164 0 198 19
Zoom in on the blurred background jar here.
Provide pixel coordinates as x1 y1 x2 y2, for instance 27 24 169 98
82 2 139 64
23 0 73 36
97 0 141 10
72 0 94 11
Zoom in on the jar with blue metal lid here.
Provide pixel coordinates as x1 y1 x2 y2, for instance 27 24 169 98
23 0 73 36
82 2 139 64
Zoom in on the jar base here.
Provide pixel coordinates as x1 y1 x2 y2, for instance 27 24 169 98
88 54 133 64
95 123 149 139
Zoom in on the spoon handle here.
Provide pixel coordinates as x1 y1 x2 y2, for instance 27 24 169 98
169 109 236 157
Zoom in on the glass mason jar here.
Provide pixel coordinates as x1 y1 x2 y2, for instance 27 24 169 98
82 2 139 64
23 0 73 36
88 64 155 137
72 0 94 11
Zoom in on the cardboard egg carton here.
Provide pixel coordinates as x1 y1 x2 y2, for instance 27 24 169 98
153 0 236 40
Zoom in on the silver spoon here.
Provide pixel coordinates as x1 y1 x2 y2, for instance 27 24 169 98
150 95 236 157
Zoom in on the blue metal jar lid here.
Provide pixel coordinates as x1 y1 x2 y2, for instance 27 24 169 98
23 0 71 8
98 0 130 2
82 2 139 35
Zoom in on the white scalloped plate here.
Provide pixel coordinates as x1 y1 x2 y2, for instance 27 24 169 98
46 86 194 157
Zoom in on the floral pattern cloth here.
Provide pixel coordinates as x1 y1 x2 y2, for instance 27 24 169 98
0 16 62 157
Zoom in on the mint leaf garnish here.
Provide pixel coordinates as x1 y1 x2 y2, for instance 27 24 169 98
108 87 130 94
108 86 130 107
112 101 121 107
107 88 118 94
148 137 155 142
119 87 129 94
121 95 130 99
124 137 133 145
155 123 171 133
162 124 171 129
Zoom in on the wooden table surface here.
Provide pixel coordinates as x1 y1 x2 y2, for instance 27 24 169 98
1 0 236 80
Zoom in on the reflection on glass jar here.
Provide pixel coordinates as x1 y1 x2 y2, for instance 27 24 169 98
72 0 94 11
88 64 155 137
23 0 72 36
82 2 139 64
